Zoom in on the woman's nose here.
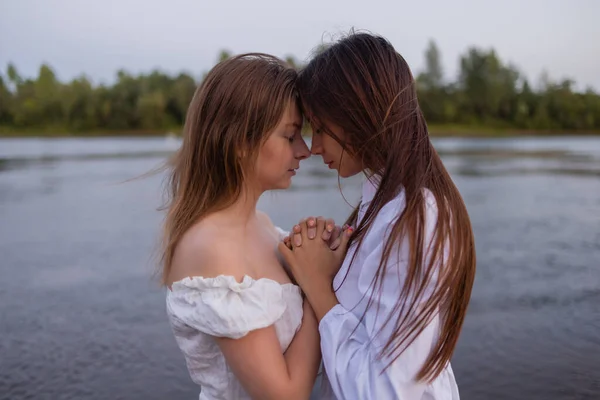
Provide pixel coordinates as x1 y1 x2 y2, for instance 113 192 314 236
310 134 322 155
295 138 310 160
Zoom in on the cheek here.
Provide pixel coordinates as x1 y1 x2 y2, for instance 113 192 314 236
347 156 363 174
260 147 276 165
322 136 340 156
324 137 350 165
339 149 362 176
257 142 288 173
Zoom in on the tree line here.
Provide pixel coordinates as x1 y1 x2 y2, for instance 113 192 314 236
0 42 599 135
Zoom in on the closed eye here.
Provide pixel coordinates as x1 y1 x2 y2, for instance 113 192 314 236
287 130 301 143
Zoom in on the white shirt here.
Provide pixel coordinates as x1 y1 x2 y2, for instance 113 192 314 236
316 177 460 400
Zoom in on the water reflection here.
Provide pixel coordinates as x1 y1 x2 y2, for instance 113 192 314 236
1 136 599 400
1 136 599 179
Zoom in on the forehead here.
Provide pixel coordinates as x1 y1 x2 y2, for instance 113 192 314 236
307 114 342 135
281 100 302 124
302 108 331 131
301 107 317 125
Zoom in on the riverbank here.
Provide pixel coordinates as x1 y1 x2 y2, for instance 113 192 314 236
427 124 600 137
2 125 599 138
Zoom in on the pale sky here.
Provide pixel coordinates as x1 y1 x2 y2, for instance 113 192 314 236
1 0 598 91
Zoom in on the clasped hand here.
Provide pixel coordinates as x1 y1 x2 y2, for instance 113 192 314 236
279 217 353 302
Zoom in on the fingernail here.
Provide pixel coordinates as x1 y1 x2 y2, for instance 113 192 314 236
346 227 354 235
308 219 315 227
327 224 333 232
294 235 302 246
342 224 349 230
294 225 301 232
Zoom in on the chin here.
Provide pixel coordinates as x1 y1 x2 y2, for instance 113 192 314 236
338 169 360 179
273 178 292 190
338 169 351 178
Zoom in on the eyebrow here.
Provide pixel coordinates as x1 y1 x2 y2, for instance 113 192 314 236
286 122 302 129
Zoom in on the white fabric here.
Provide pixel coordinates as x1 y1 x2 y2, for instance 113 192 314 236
317 177 460 400
274 226 290 241
166 274 303 400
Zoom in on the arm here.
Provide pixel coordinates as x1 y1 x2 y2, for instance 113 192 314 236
279 200 444 399
216 301 321 400
171 222 321 400
317 292 437 399
259 211 343 250
316 204 443 399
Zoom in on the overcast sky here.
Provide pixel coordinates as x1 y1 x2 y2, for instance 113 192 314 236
1 0 598 90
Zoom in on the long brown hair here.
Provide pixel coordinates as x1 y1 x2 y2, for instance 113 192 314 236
160 53 298 285
297 32 476 382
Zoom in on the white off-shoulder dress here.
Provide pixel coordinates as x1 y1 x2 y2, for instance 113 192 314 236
166 272 304 400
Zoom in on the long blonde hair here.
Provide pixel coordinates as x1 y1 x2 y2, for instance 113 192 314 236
160 53 298 285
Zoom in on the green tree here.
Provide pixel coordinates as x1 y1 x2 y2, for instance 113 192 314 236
457 48 520 123
2 45 599 135
417 40 450 123
167 73 197 125
218 50 232 63
417 40 443 90
137 91 167 129
61 76 97 132
0 75 13 125
6 63 22 89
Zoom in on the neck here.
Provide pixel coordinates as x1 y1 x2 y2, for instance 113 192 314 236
223 183 263 226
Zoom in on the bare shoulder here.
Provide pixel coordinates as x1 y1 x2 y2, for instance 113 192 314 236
256 210 275 230
168 221 246 285
257 210 282 238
